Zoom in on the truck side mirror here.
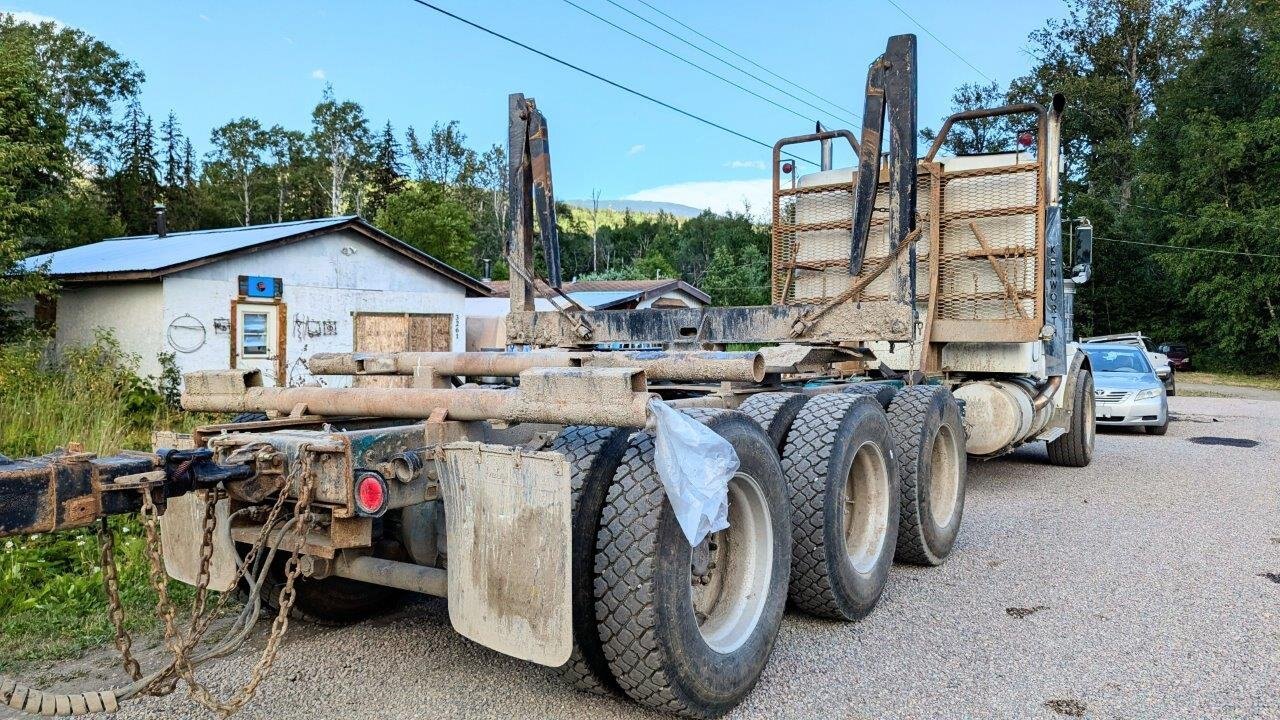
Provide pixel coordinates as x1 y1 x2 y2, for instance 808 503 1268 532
1071 219 1092 284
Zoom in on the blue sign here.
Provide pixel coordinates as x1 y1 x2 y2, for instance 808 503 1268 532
239 275 282 299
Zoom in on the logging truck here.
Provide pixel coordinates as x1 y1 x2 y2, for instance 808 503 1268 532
0 34 1094 718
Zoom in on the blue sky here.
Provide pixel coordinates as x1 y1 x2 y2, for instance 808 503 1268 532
7 1 1065 215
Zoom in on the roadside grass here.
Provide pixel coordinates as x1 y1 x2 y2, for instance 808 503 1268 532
0 334 210 672
1180 371 1280 392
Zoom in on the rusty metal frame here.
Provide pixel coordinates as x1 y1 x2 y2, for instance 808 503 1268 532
924 101 1051 344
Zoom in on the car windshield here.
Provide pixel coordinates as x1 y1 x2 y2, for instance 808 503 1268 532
1085 347 1152 374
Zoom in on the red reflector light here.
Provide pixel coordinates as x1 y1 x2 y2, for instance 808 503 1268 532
355 472 388 516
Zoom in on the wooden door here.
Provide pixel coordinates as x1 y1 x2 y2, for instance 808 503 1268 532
352 312 453 387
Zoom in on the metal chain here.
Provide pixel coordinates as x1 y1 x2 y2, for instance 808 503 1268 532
98 519 143 682
184 452 318 716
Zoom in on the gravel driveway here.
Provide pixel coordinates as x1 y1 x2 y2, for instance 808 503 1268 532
9 395 1278 720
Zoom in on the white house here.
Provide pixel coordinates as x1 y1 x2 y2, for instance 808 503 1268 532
466 279 710 351
23 216 490 387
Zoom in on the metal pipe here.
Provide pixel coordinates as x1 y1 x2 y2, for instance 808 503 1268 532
817 121 833 171
182 384 651 427
333 554 447 598
1031 375 1063 411
307 350 765 383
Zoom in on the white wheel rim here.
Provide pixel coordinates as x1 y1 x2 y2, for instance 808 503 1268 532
928 423 961 526
692 472 772 654
842 441 891 573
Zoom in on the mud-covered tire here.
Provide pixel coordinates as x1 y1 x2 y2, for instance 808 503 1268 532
594 409 790 718
736 392 808 450
886 385 966 566
843 382 897 410
550 425 632 695
1047 370 1095 467
782 394 897 620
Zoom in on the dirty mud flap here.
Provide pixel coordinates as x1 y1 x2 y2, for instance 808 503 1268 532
160 491 239 592
437 442 572 667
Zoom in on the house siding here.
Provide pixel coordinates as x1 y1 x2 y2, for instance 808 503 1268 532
55 282 165 376
161 229 465 387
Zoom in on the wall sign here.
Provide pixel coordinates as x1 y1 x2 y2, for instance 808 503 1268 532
238 275 283 299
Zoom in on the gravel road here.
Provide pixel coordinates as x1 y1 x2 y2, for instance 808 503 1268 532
8 394 1278 720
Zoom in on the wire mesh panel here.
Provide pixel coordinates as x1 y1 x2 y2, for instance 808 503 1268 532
933 156 1042 340
771 168 931 306
771 153 1043 343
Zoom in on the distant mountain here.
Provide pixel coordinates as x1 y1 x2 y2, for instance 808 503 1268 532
563 199 704 218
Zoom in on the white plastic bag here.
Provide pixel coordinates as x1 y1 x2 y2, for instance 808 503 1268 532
649 399 739 546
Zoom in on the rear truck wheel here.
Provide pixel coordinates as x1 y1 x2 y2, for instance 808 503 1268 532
594 409 790 718
886 385 966 566
1047 369 1096 467
258 558 405 625
549 425 632 695
736 392 809 450
782 394 898 620
843 381 898 410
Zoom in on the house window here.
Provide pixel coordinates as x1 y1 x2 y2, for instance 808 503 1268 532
241 311 270 356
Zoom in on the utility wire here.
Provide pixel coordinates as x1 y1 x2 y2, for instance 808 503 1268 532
631 0 861 119
599 0 858 127
882 0 996 83
1106 199 1280 235
1095 235 1280 259
403 0 818 166
559 0 823 128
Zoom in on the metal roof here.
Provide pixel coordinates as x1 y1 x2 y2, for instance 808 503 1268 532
22 217 357 275
20 216 491 296
553 291 643 310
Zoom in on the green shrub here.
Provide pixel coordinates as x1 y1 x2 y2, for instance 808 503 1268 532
0 332 198 670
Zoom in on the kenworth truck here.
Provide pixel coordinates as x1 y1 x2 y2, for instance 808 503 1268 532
0 34 1093 718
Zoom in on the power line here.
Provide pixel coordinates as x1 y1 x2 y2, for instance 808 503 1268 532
559 0 822 128
599 0 858 127
1109 199 1280 235
403 0 818 166
882 0 996 84
631 0 861 119
1095 235 1280 259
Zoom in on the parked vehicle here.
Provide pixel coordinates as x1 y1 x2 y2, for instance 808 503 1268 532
0 34 1097 719
1082 332 1175 396
1157 343 1191 371
1082 343 1169 435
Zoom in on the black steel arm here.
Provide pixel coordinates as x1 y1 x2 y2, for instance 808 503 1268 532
850 34 918 282
0 447 254 539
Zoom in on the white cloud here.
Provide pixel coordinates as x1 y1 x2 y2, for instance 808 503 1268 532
724 159 766 170
3 9 62 27
311 68 326 80
625 178 772 219
626 144 645 157
197 13 210 21
283 36 295 45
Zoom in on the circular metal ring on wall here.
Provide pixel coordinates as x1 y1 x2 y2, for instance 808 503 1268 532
167 313 207 353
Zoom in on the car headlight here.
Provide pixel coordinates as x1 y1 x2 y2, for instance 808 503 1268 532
1134 388 1163 400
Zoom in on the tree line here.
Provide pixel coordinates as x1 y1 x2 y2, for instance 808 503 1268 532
927 0 1278 371
0 12 768 340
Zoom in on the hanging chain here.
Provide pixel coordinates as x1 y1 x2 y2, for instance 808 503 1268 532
95 446 319 715
98 519 142 682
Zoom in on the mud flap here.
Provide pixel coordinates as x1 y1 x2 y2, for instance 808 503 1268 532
437 442 572 667
160 491 239 592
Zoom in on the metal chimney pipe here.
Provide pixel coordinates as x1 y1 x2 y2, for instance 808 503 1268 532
482 258 492 282
154 204 167 238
